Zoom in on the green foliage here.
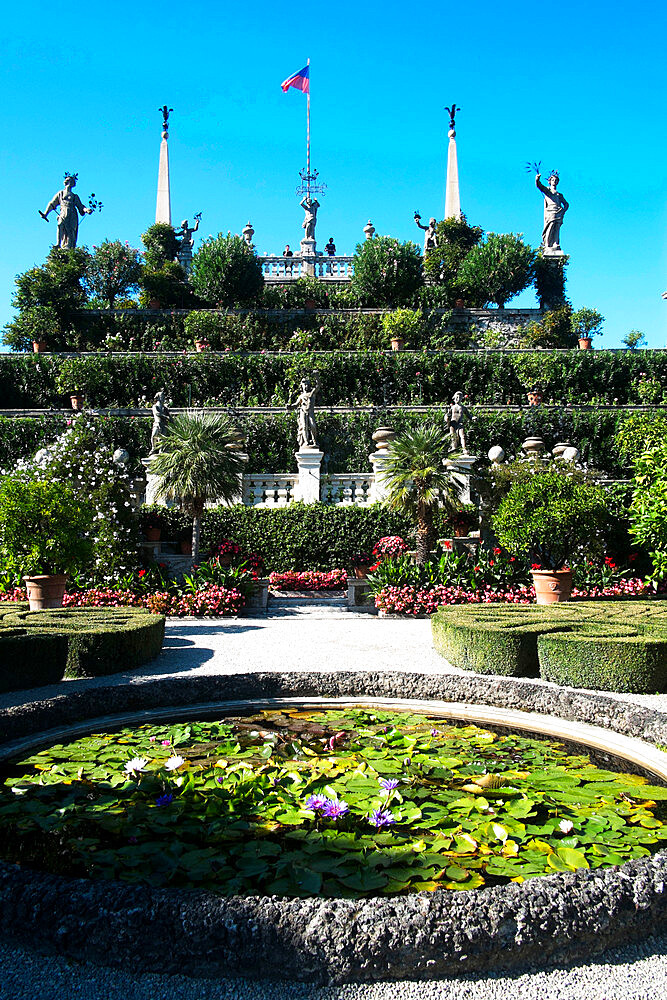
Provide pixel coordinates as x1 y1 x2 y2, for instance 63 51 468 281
0 477 94 576
191 233 264 307
261 276 333 309
571 307 604 340
628 436 667 581
0 605 164 687
141 223 180 269
2 305 61 351
2 707 666 895
517 305 576 349
623 329 647 350
422 215 484 295
139 261 192 309
492 471 610 569
457 234 536 308
432 600 667 692
350 236 424 306
534 253 568 310
86 240 143 308
380 308 423 346
3 247 90 351
382 426 463 562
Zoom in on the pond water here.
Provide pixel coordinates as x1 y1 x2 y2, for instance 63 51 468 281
1 707 666 897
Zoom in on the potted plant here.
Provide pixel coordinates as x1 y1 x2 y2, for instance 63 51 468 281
492 470 608 604
348 552 372 579
55 358 91 410
526 386 543 406
0 477 94 609
381 308 422 353
141 508 166 543
572 307 604 350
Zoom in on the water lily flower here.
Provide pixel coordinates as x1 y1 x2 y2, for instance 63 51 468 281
558 819 574 834
369 808 396 828
305 794 329 812
322 798 349 819
124 757 148 775
379 778 400 792
155 793 173 807
164 755 185 771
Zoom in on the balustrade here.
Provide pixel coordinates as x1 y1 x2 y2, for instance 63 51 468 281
260 256 353 282
243 474 298 507
321 474 374 506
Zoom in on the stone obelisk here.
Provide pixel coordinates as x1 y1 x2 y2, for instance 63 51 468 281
156 105 172 225
444 104 462 221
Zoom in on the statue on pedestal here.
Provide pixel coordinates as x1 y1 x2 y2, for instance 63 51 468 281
150 389 171 453
414 213 438 252
39 173 93 249
535 171 569 254
447 391 473 455
300 196 320 242
287 376 321 449
175 214 201 272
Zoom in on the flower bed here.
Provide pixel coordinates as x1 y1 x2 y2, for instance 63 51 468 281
2 585 246 618
269 569 348 591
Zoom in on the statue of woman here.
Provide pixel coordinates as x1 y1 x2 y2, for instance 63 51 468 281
287 377 321 449
447 391 472 455
150 389 171 453
40 174 92 248
535 172 569 253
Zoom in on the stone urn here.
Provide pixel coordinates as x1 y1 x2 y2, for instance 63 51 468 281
522 436 546 458
372 427 396 452
531 568 573 605
23 574 68 611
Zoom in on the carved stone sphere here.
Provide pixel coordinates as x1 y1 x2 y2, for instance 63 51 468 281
488 445 505 464
113 448 130 465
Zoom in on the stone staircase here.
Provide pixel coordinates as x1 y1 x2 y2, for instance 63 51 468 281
265 591 361 618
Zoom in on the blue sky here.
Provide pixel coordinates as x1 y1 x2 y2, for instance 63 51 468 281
1 0 665 347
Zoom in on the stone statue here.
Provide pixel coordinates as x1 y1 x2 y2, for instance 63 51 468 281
287 376 321 450
363 220 376 240
300 196 320 241
175 214 201 252
414 213 438 252
242 221 254 246
150 389 171 453
447 391 472 455
535 172 569 254
39 173 92 249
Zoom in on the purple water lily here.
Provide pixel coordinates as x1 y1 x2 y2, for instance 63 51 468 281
369 808 396 829
379 778 400 792
322 798 349 820
305 794 329 812
155 793 173 808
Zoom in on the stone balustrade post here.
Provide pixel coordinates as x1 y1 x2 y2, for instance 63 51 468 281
293 447 324 503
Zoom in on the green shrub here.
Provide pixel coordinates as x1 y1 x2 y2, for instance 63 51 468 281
3 247 90 351
350 236 424 306
0 605 165 685
571 307 604 341
191 233 264 306
457 234 536 308
139 261 192 309
141 223 180 268
422 215 484 297
381 308 423 346
86 241 143 308
431 601 667 692
534 253 568 310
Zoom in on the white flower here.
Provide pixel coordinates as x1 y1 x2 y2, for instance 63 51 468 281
124 757 148 774
164 755 186 771
558 819 574 834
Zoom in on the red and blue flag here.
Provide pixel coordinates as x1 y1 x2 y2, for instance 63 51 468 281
281 64 309 94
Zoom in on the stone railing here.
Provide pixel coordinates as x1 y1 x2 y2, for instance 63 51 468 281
321 474 374 506
242 474 298 507
260 256 354 282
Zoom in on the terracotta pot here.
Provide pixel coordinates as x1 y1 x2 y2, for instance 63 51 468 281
32 340 47 353
144 527 161 542
390 337 405 352
527 391 543 406
454 298 466 309
531 568 573 605
195 340 209 352
148 298 161 309
70 393 85 411
179 539 193 555
23 574 67 611
578 337 592 350
304 298 317 311
352 565 370 579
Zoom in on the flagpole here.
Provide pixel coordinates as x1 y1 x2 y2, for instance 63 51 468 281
306 58 311 201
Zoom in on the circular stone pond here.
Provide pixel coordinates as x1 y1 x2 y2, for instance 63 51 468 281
1 670 666 983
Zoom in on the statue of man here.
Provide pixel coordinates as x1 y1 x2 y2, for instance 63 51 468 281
39 174 92 249
300 196 320 241
150 389 171 453
287 376 321 449
447 391 472 455
535 172 569 253
175 215 200 252
414 213 438 253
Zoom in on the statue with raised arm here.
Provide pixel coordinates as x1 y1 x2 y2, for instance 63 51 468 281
447 391 473 455
287 376 321 449
175 214 201 252
150 389 171 453
300 196 320 241
39 173 92 249
414 213 438 253
535 171 569 254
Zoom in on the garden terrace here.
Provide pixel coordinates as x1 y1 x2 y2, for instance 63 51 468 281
432 600 667 692
0 605 165 690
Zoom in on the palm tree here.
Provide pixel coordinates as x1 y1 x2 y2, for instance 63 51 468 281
382 425 463 564
148 411 245 563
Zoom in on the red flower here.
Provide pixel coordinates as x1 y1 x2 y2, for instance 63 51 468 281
138 569 146 578
493 547 502 556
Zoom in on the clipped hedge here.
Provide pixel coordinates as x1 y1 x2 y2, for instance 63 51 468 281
143 503 420 572
1 349 666 410
0 605 165 689
431 601 667 692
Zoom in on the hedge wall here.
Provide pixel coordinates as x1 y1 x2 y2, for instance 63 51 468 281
1 349 666 410
431 601 667 693
0 408 638 477
0 605 166 689
144 503 423 571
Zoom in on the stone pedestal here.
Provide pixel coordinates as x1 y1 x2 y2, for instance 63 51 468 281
445 453 478 505
368 450 393 503
300 238 317 275
177 246 193 275
141 456 165 506
294 447 323 503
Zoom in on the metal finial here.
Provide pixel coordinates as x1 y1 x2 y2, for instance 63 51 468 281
159 105 173 131
445 104 460 130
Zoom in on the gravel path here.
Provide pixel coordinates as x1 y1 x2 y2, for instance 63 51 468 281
1 612 666 996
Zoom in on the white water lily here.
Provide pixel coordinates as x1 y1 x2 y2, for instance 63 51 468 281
124 757 148 775
558 819 574 834
164 755 186 771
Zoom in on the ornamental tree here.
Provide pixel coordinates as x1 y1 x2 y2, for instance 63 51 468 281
3 247 90 351
86 240 143 308
457 233 536 308
350 236 423 307
422 215 483 294
191 233 264 307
